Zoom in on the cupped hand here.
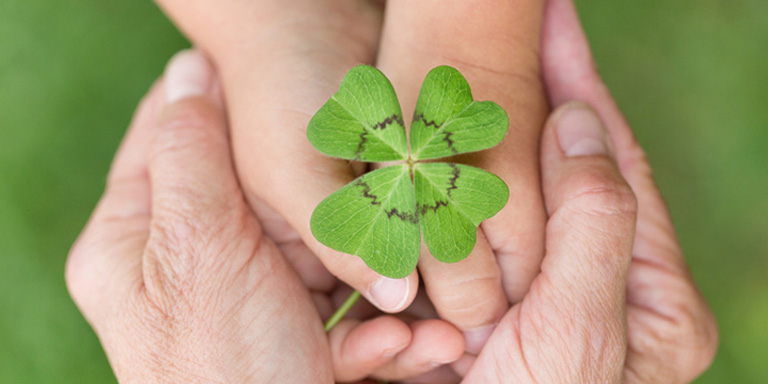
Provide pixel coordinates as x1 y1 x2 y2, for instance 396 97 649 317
65 51 333 382
152 0 553 358
457 0 718 382
66 51 466 383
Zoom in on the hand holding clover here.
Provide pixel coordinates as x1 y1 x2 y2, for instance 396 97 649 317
152 2 551 347
309 65 509 278
66 0 718 383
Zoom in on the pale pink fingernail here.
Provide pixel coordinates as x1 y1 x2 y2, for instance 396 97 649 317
556 103 613 157
369 277 410 312
464 324 496 355
164 49 212 103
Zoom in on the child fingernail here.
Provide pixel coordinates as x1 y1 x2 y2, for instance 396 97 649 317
556 103 613 157
370 277 409 312
164 49 212 103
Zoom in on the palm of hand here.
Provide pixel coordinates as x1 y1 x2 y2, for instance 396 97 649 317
66 76 333 383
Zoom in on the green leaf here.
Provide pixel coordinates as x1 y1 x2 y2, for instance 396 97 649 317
308 65 511 277
307 65 408 162
410 66 509 160
414 162 509 263
310 165 420 278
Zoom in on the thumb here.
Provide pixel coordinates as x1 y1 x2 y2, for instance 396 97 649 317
538 101 638 381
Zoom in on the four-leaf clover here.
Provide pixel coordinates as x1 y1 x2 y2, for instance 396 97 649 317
308 65 509 279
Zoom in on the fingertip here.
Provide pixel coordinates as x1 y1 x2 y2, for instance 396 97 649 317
164 49 214 103
330 317 412 382
552 102 614 158
541 101 635 220
366 271 418 313
411 319 466 365
541 102 616 186
312 248 418 314
370 319 464 380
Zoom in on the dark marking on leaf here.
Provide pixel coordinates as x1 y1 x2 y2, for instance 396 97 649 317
372 114 404 130
415 113 457 153
413 112 440 129
354 131 367 160
446 163 460 196
443 131 458 154
418 200 449 216
386 208 418 224
354 179 418 223
353 114 404 159
417 163 460 216
354 179 380 205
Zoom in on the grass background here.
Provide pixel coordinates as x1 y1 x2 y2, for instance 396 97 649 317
0 0 765 382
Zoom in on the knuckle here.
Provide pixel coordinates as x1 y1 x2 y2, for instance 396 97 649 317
149 101 225 161
565 168 638 222
433 273 506 327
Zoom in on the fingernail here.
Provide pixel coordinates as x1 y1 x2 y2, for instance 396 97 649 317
556 103 612 157
164 50 212 103
464 324 496 355
382 344 408 358
369 277 409 312
429 360 453 368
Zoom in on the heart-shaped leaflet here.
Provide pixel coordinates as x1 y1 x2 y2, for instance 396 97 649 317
308 65 509 278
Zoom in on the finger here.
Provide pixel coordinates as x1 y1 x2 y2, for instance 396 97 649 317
538 102 636 381
157 0 414 312
148 50 241 225
329 316 412 382
370 319 464 381
468 103 636 383
143 50 256 295
541 0 681 269
377 0 550 303
417 233 507 354
65 82 163 323
542 0 718 379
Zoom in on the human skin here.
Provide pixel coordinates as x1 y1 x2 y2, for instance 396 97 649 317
66 0 718 383
65 54 334 383
66 51 467 383
381 0 721 382
151 0 550 356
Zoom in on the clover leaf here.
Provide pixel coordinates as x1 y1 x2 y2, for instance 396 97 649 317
308 65 509 278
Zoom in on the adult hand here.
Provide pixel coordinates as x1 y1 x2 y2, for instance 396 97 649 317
65 51 334 383
66 51 466 383
151 0 551 355
457 0 718 382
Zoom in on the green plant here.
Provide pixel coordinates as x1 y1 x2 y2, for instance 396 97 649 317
308 65 510 279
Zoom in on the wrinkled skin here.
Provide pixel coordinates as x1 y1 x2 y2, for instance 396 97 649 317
66 0 718 383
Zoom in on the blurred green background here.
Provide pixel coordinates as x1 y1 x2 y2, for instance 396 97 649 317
0 0 765 382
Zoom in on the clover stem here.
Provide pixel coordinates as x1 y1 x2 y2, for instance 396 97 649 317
324 290 362 332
